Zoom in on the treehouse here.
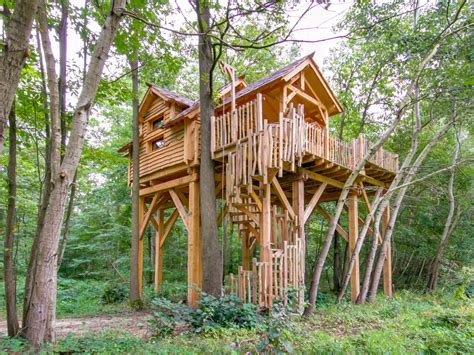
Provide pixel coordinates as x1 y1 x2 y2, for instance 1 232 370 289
119 53 399 308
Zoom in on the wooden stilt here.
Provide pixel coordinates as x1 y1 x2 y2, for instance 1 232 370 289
260 182 272 307
138 196 145 298
292 178 305 307
242 231 250 270
348 192 360 303
154 209 164 293
382 205 392 297
188 180 202 307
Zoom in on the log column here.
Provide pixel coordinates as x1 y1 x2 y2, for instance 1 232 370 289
188 180 202 307
348 192 360 302
154 209 164 293
292 178 305 307
260 182 272 307
242 231 250 270
138 196 145 298
382 205 393 297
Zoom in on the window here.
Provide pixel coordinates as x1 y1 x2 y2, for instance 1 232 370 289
153 119 164 130
151 138 165 151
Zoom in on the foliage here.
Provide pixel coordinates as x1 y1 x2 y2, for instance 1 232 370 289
149 293 263 337
257 303 294 354
101 283 128 304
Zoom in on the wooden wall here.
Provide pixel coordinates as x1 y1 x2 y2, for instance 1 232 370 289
128 95 189 183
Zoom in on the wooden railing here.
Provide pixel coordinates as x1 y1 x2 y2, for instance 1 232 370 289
228 238 304 307
211 99 399 174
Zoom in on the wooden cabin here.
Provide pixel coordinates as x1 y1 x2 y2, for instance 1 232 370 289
119 53 398 308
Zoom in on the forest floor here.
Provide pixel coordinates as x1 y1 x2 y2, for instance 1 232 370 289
0 312 151 338
1 282 472 353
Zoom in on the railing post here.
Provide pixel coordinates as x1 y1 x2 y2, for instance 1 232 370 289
256 93 263 132
357 133 365 171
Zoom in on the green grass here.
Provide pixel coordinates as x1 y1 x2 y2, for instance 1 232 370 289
1 289 472 353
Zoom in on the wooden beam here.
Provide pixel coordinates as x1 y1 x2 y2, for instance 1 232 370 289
300 168 344 189
357 174 387 188
233 204 259 224
170 189 189 231
304 183 327 223
160 209 179 248
271 177 296 220
139 192 162 240
155 209 164 293
188 180 202 307
288 84 321 106
138 196 145 298
316 205 348 241
139 173 197 197
249 190 262 212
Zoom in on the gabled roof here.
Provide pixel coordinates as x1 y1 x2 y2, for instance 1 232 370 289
221 54 312 105
148 84 194 107
169 53 343 124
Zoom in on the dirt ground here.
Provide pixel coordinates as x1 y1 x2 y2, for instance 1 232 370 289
0 312 152 338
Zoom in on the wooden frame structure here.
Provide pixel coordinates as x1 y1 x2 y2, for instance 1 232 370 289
119 54 398 307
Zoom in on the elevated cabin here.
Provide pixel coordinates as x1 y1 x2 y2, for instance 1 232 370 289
120 54 399 308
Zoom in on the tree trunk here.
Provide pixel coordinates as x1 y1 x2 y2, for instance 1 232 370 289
195 0 223 297
367 119 456 302
4 101 19 337
129 56 141 303
0 0 40 154
58 0 68 153
427 133 460 291
21 0 126 345
333 232 341 292
57 173 77 268
303 37 445 316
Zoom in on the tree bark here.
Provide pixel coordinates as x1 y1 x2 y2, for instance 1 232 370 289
21 0 126 345
4 101 19 337
427 133 460 291
0 0 40 154
195 0 223 297
129 55 141 303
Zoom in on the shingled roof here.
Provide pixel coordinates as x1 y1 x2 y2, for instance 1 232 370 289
220 53 314 106
148 84 195 107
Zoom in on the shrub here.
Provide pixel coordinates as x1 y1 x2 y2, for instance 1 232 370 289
149 293 262 336
101 283 128 304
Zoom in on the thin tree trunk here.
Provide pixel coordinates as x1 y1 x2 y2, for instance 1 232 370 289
57 173 77 268
4 101 19 337
129 55 141 303
427 133 460 291
195 0 223 296
304 34 447 316
367 119 456 303
58 0 68 153
333 232 341 292
21 1 126 345
0 0 40 154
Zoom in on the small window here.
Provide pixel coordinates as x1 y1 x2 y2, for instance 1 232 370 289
153 119 164 130
151 138 165 151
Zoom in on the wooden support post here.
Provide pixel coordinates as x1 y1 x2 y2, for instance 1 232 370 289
138 196 145 298
154 209 164 293
348 192 360 303
260 182 272 307
292 178 305 307
188 180 202 307
382 205 393 297
242 232 250 270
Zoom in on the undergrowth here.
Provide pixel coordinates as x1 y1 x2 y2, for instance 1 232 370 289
0 290 472 353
